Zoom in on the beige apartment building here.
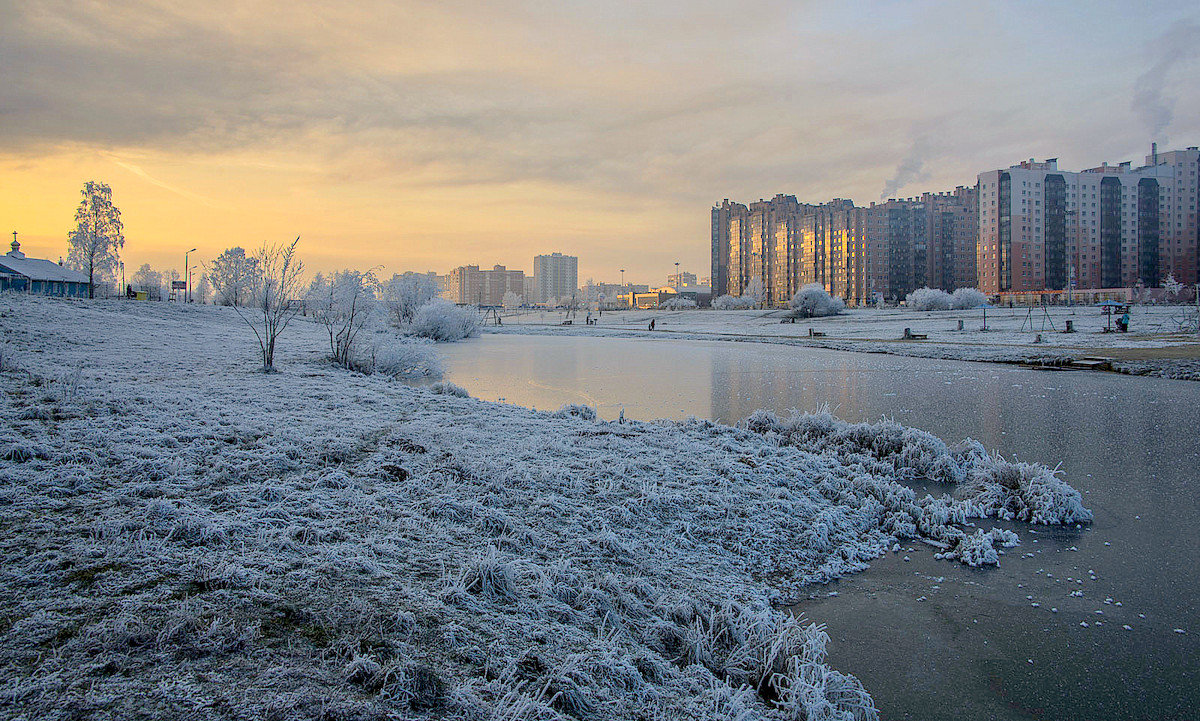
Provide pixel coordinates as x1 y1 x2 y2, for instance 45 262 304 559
448 264 525 306
533 253 578 305
977 146 1199 295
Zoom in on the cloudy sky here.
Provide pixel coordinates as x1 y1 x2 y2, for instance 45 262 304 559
2 1 1198 284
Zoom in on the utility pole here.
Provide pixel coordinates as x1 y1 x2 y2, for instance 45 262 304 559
184 248 196 302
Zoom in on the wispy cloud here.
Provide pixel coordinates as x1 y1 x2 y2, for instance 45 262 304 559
108 155 225 208
1 2 1197 278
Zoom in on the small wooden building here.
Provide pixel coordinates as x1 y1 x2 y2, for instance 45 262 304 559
0 238 91 298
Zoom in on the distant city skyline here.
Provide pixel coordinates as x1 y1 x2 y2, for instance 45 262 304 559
2 3 1197 283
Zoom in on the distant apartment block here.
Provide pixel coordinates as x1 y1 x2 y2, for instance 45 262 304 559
585 281 644 303
977 146 1199 294
533 253 578 304
436 273 453 300
448 264 525 306
667 271 698 288
711 189 977 307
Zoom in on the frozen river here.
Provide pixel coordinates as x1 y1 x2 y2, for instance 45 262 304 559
422 334 1199 720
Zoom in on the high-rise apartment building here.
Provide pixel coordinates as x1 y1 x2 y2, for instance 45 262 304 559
868 199 927 301
713 145 1194 304
922 187 980 290
978 146 1199 294
533 253 578 305
864 187 979 298
448 264 525 306
711 194 818 306
711 190 976 307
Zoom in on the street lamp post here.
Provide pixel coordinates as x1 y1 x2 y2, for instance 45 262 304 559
620 269 626 309
184 248 196 302
674 262 680 288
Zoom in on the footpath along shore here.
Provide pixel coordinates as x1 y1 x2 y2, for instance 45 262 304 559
489 306 1200 380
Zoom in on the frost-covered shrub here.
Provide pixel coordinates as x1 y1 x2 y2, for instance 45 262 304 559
552 404 597 421
789 284 845 318
431 381 469 397
956 457 1093 525
743 409 1092 529
940 528 1007 567
905 287 952 311
950 287 987 310
671 603 877 720
352 334 442 378
660 297 697 310
411 299 481 342
383 272 439 325
712 294 757 310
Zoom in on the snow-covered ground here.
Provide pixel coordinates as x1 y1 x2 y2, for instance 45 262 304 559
492 306 1200 380
0 296 1089 719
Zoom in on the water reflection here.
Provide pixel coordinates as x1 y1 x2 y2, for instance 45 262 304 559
428 334 1200 720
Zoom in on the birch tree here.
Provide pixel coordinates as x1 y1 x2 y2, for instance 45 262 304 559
66 181 125 298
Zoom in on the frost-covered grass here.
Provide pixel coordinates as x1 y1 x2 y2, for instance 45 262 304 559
0 296 1089 719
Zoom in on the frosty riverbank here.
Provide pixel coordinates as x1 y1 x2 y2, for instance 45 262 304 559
1 297 1089 719
489 306 1200 381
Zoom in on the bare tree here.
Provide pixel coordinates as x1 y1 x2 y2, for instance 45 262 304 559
305 269 378 368
229 238 304 372
193 273 212 304
67 181 125 298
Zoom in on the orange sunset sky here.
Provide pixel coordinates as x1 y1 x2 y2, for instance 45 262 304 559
2 1 1197 284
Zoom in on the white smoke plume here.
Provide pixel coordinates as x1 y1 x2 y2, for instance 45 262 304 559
1131 20 1200 144
880 135 932 200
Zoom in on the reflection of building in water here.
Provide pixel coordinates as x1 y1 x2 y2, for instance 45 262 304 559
707 351 882 424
